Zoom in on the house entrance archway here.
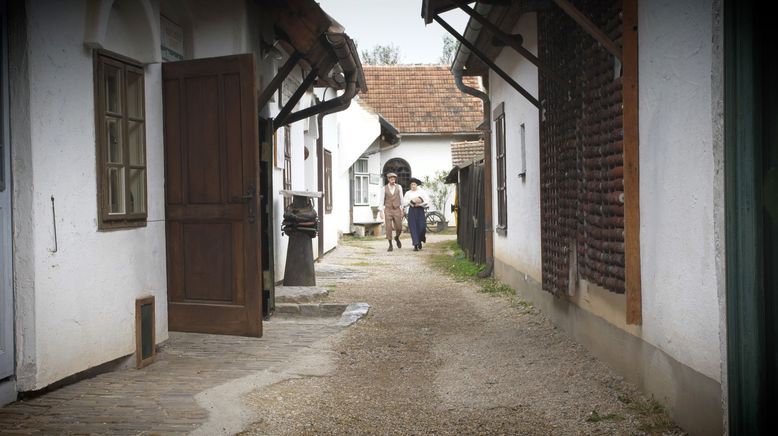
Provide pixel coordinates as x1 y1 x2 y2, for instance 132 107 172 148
383 158 412 191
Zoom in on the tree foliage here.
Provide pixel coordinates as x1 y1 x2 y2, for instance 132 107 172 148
360 44 401 65
439 35 457 65
422 170 452 212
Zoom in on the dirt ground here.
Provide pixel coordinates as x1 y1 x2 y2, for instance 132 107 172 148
241 233 684 435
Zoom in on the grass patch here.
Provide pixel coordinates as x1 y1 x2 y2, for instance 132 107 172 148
427 240 484 280
481 278 514 296
585 410 625 423
340 234 380 246
349 261 372 267
426 240 520 300
627 397 679 434
323 283 337 291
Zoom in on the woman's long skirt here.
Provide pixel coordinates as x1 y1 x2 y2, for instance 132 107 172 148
407 206 427 247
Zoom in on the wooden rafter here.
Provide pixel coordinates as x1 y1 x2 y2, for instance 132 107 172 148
551 0 623 61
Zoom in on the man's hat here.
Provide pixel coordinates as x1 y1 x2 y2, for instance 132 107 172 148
386 172 398 179
409 177 423 186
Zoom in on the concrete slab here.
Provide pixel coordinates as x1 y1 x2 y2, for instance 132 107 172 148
338 303 370 326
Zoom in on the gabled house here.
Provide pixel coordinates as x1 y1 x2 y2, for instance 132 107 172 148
424 0 775 434
357 65 483 223
0 0 364 404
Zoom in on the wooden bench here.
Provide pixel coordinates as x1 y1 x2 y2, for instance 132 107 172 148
352 221 383 237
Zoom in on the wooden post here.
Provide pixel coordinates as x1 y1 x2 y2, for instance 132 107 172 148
622 0 641 324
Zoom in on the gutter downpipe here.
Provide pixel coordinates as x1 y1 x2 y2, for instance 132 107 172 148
453 70 493 278
281 34 361 126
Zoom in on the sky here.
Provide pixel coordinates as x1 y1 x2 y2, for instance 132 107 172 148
316 0 469 65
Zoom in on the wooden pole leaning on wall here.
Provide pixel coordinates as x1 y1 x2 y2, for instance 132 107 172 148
622 0 641 325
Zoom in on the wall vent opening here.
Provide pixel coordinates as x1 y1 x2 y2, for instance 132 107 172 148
135 296 155 369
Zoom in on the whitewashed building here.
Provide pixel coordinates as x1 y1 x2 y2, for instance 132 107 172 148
357 65 483 225
0 0 364 403
425 0 777 434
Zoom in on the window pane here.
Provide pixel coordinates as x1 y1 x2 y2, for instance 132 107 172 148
108 167 125 214
106 118 122 163
105 66 122 114
355 159 368 173
129 169 146 213
354 175 369 204
128 121 145 165
127 71 144 119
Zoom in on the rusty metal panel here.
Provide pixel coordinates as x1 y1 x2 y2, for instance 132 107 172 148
538 0 624 295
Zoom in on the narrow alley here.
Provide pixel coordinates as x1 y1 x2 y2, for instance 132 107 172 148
1 234 681 435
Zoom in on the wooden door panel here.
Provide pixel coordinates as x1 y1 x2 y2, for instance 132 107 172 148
164 81 184 205
223 72 246 199
182 222 233 302
185 75 222 204
164 54 261 337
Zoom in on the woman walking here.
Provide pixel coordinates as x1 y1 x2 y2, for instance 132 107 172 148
403 177 428 251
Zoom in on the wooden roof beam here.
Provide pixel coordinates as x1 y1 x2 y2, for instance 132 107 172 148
450 0 569 89
551 0 622 62
434 14 540 108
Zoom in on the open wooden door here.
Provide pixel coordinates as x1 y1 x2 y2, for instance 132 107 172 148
163 54 262 337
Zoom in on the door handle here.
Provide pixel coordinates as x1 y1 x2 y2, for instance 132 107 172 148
232 184 256 203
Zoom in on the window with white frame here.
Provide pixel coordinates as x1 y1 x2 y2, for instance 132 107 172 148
352 158 369 205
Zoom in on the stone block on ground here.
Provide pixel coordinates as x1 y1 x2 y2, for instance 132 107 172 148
275 286 329 303
338 303 370 326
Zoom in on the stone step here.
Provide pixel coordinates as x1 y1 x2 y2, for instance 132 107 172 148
273 302 371 327
275 286 329 304
274 302 349 317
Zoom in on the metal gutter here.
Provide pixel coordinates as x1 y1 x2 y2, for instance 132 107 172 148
436 14 539 108
278 33 364 128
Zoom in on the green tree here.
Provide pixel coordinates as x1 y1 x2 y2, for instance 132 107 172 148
422 170 452 212
439 35 457 65
360 44 401 65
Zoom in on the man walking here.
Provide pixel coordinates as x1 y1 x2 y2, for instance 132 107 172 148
378 172 404 251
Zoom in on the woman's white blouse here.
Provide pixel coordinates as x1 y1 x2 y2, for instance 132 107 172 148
403 188 428 208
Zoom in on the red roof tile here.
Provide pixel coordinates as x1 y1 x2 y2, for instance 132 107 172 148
451 139 484 166
358 65 483 135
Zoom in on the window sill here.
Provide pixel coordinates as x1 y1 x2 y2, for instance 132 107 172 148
98 219 148 231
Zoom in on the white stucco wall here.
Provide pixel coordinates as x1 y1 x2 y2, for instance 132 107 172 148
336 99 380 175
380 134 466 223
489 13 542 282
487 3 722 384
15 1 168 390
638 0 721 381
187 0 250 59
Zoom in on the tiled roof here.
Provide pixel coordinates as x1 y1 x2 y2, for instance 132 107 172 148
358 65 483 134
451 139 484 166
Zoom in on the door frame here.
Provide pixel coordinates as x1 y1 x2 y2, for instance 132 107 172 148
724 0 776 432
0 0 16 397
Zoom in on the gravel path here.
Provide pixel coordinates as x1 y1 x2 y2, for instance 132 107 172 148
241 234 683 435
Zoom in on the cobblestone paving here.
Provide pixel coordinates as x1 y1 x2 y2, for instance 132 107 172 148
0 320 342 434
